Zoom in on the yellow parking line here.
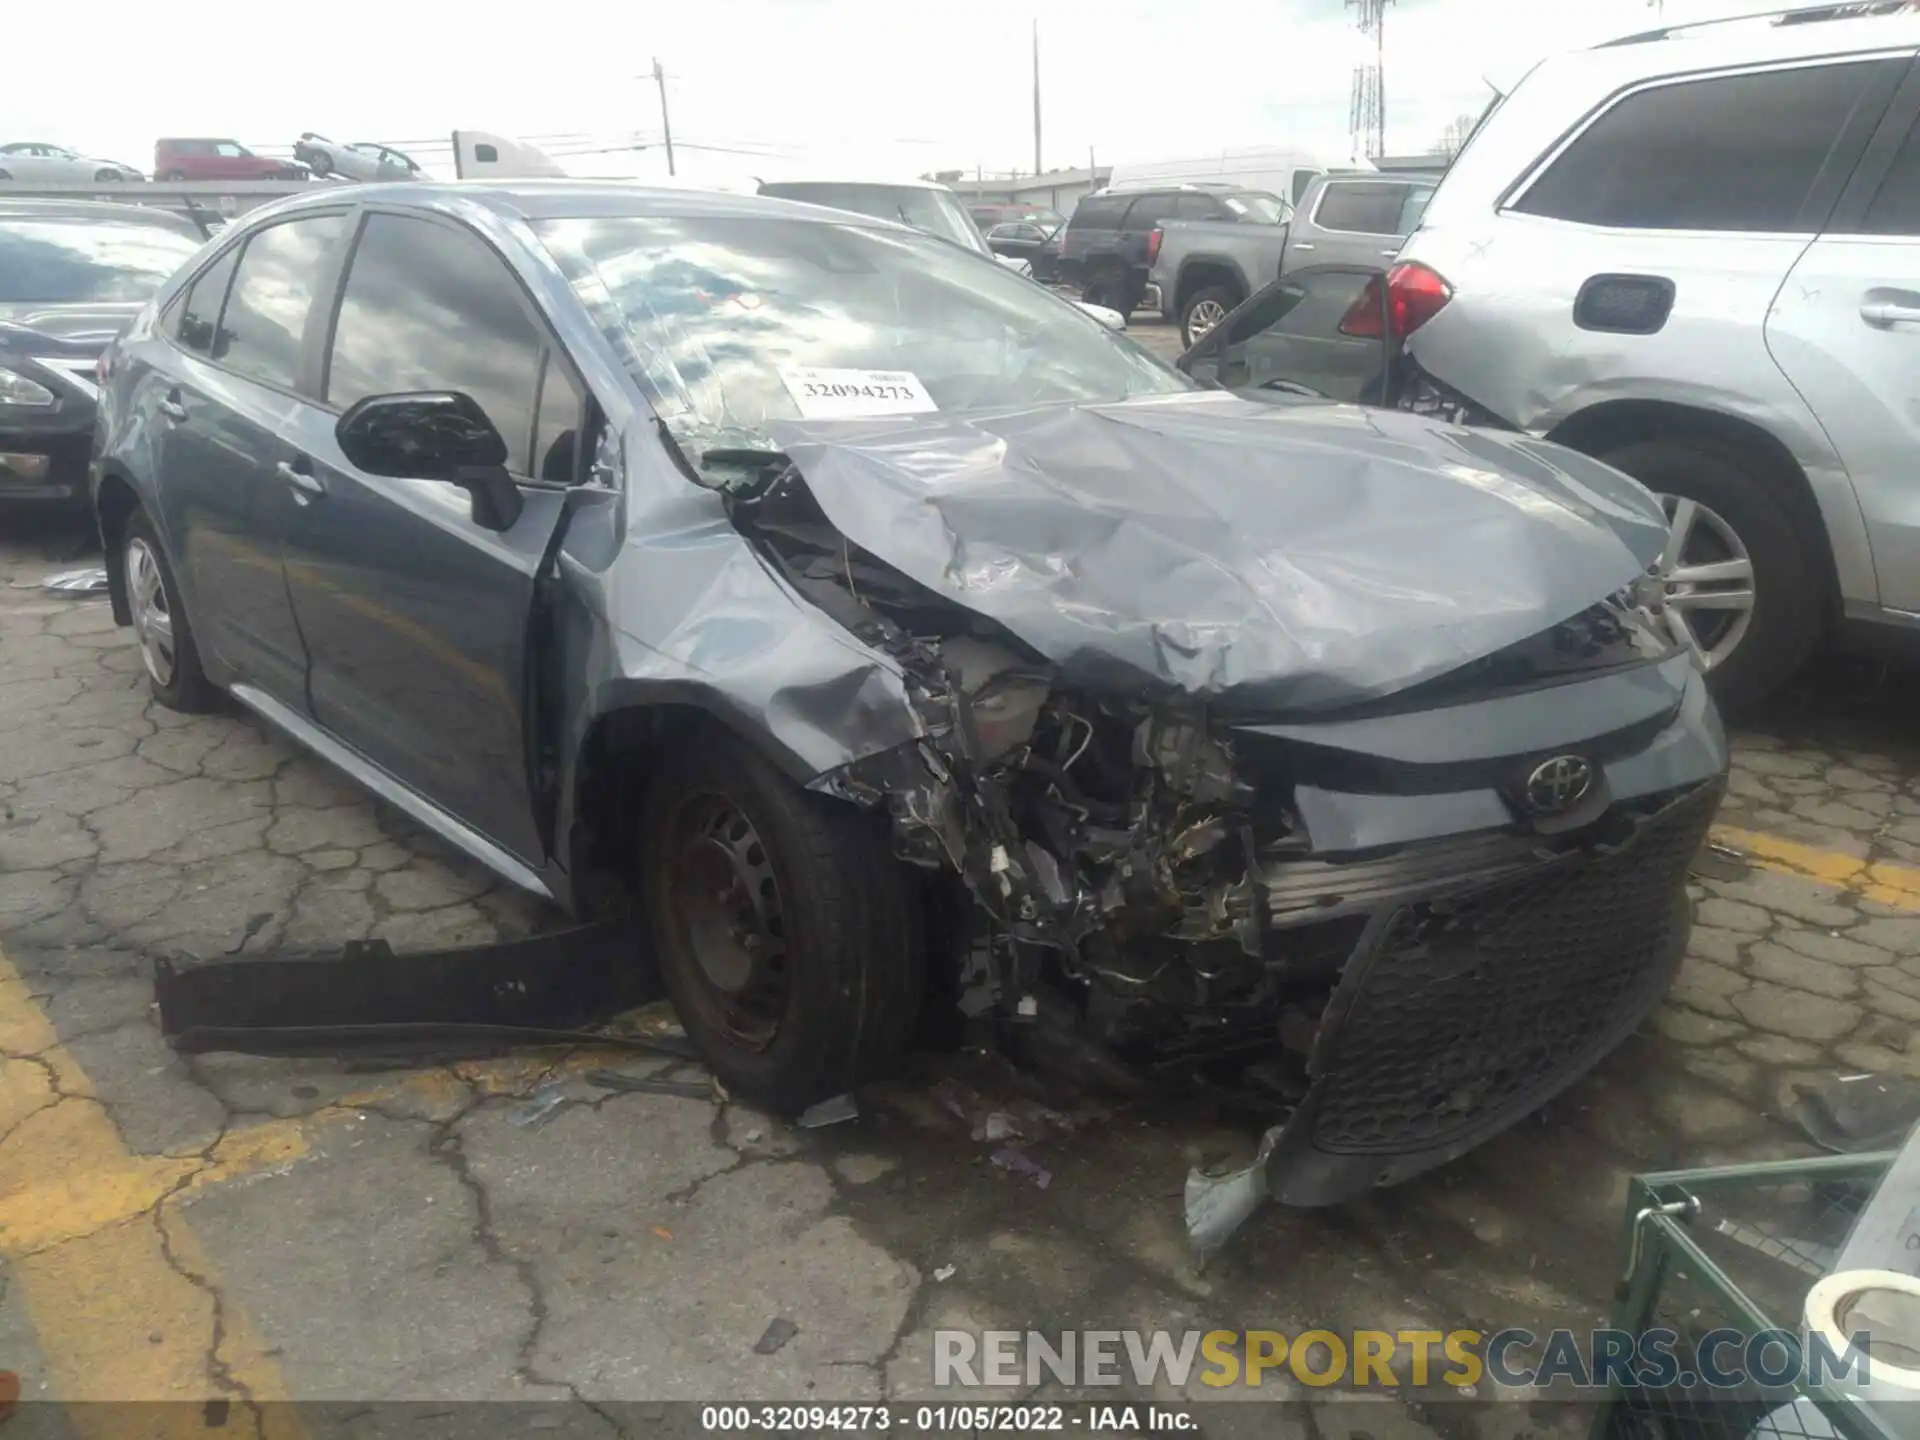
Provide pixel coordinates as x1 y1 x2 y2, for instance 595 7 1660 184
0 946 304 1435
0 940 642 1422
1710 824 1920 913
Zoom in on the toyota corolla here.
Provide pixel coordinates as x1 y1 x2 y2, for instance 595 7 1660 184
91 182 1728 1236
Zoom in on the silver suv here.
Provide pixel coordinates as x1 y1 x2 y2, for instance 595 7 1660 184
1187 3 1920 712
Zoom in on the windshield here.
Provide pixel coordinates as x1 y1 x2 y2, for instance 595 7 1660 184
757 183 990 255
1220 192 1288 224
0 217 202 303
536 213 1190 483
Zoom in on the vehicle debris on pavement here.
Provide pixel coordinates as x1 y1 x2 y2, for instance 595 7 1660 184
585 1068 712 1099
753 1318 799 1356
13 566 109 594
991 1148 1053 1190
796 1093 860 1129
1792 1074 1920 1155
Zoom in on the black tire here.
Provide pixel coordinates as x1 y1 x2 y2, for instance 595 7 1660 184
160 169 187 181
120 509 219 713
1082 264 1142 315
305 152 332 177
1597 437 1822 715
94 168 123 182
1180 284 1241 349
635 733 926 1111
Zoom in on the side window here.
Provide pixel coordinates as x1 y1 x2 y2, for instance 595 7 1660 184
1314 183 1407 234
1397 186 1435 234
1126 195 1182 230
1071 197 1125 230
1291 170 1321 205
326 213 552 476
1515 60 1889 232
1173 194 1219 220
1862 113 1920 237
214 213 344 389
174 246 242 355
215 143 245 158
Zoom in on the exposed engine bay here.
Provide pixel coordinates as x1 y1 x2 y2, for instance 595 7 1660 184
681 402 1726 1254
724 455 1706 1097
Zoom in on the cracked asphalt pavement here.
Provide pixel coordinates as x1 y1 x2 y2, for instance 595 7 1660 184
2 506 1918 1433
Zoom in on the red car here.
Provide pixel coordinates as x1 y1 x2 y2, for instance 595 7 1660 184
153 138 306 182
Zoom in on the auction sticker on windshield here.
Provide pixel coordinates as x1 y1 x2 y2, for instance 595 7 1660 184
780 368 938 419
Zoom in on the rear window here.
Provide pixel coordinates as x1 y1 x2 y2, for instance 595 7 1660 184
0 217 202 303
1314 182 1416 234
1069 195 1129 229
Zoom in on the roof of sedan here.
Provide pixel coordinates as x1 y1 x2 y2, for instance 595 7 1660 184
0 198 202 235
263 179 898 225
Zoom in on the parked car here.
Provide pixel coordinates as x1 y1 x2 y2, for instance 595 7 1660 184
0 143 142 183
756 178 990 254
760 179 1122 326
970 202 1064 232
1152 173 1434 347
154 139 307 183
0 200 203 504
1177 1 1920 714
1107 148 1358 208
93 183 1726 1215
1057 183 1287 316
292 135 424 183
984 218 1062 280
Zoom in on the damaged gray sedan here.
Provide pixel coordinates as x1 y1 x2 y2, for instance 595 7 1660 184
92 183 1727 1209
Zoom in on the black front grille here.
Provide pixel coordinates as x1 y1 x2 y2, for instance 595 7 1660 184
1308 781 1722 1155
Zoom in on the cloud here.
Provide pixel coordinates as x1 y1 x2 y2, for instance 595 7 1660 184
2 0 1761 184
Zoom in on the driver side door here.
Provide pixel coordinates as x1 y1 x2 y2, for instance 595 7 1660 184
1177 264 1393 405
277 208 587 865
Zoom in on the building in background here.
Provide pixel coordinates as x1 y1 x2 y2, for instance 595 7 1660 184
948 165 1110 217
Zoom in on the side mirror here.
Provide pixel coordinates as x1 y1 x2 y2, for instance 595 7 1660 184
1073 301 1126 332
334 391 524 531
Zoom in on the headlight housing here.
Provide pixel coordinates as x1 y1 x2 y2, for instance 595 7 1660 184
0 368 57 409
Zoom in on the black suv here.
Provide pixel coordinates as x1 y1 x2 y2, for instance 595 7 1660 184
1056 184 1287 315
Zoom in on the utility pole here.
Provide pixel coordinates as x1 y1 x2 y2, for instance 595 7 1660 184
652 57 676 177
1032 19 1043 176
1088 144 1095 183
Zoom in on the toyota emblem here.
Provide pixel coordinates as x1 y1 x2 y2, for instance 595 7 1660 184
1524 755 1595 815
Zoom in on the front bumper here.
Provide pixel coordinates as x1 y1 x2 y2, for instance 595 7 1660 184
1264 775 1719 1205
1247 658 1728 1204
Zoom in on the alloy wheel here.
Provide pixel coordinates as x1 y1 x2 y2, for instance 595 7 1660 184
1649 494 1756 672
1186 297 1228 346
125 537 177 687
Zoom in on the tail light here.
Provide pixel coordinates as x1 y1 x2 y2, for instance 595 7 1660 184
1146 226 1163 264
1338 262 1452 339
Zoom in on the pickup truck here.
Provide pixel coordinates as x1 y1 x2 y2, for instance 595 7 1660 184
1150 173 1436 349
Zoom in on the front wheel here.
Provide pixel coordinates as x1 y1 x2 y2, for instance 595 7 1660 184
635 734 926 1110
1598 438 1822 715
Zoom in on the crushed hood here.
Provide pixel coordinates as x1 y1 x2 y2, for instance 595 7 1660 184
769 393 1669 713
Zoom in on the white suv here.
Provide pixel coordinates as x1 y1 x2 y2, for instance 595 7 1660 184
1183 2 1920 712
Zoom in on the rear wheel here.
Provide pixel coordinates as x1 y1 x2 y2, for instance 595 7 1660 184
93 167 123 182
1180 285 1240 349
1597 437 1821 715
306 152 333 177
635 734 925 1110
122 510 218 713
159 169 187 181
1083 265 1142 316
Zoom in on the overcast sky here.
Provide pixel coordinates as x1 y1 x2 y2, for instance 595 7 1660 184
5 0 1762 185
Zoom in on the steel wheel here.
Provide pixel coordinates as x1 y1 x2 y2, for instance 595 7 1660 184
665 794 791 1051
1186 297 1228 344
1650 494 1756 672
125 536 177 687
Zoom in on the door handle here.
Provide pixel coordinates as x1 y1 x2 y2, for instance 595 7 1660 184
1860 301 1920 327
157 398 188 423
275 460 325 497
1292 242 1316 251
